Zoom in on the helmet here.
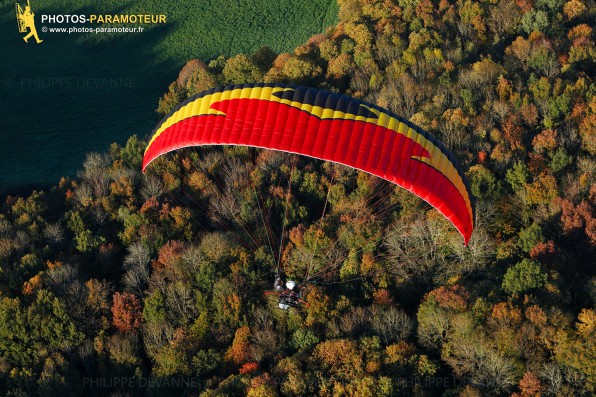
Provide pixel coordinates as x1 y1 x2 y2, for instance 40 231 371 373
286 280 296 290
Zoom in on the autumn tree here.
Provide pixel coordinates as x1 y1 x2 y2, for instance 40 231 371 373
111 292 142 333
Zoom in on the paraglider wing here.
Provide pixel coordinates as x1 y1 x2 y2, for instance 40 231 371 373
142 84 475 244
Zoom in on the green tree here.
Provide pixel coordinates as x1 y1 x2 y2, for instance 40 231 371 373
502 259 548 295
222 55 263 84
291 328 319 349
549 147 572 173
157 82 185 116
118 135 145 170
66 211 104 253
0 290 83 368
192 349 222 375
143 290 167 323
467 164 500 200
506 161 530 190
281 57 323 83
521 10 549 34
518 223 545 253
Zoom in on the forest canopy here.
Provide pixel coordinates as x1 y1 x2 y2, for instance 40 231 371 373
0 0 594 395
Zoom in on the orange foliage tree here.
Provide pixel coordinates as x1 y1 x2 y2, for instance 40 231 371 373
111 292 142 333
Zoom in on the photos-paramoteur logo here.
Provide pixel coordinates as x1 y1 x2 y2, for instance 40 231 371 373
16 0 43 44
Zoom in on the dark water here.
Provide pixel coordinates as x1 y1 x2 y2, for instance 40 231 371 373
1 0 337 195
